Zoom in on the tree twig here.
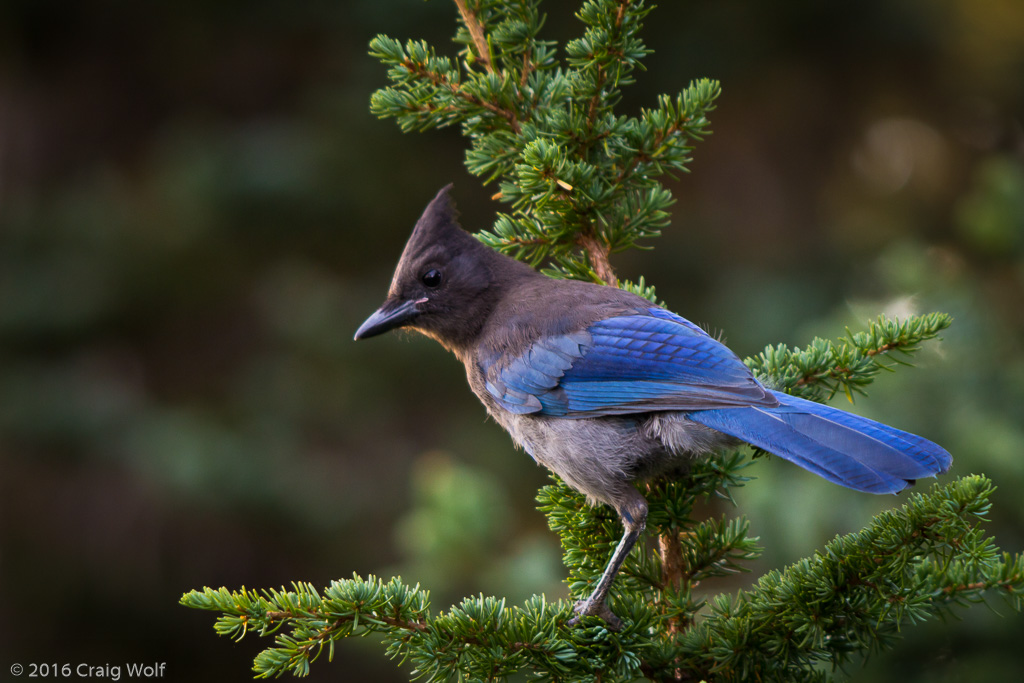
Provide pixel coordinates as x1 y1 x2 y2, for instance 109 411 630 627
402 58 521 133
453 0 494 73
578 231 617 286
659 531 685 632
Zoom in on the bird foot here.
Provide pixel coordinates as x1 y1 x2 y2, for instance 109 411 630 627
567 598 623 631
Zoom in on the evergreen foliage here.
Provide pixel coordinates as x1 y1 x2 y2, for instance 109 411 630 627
746 313 955 403
182 474 1022 680
181 1 1023 679
368 0 718 287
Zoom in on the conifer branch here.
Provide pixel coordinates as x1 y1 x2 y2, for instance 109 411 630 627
182 476 1022 680
745 312 953 402
372 0 714 287
386 49 522 133
678 476 1024 681
453 0 494 73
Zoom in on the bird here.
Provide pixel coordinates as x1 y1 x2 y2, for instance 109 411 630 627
354 184 952 629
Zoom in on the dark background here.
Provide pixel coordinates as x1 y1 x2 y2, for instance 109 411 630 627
1 0 1022 680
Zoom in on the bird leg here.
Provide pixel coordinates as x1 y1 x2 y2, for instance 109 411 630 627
568 499 647 631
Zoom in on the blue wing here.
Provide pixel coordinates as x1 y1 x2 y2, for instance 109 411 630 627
480 307 952 494
482 308 774 417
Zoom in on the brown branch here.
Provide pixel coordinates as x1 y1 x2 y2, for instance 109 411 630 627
453 0 493 73
658 531 686 638
659 533 685 594
586 68 607 126
265 608 430 633
864 341 901 356
578 230 617 286
520 49 533 89
942 576 1023 596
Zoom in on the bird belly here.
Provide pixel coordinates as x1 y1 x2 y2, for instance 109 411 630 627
492 409 731 511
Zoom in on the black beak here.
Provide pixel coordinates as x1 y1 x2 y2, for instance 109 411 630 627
354 298 423 340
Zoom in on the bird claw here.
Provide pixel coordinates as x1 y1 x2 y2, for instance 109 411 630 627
567 598 623 631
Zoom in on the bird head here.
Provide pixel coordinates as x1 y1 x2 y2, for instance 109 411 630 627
354 185 520 351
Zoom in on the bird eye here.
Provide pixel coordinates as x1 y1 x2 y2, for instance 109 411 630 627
421 269 443 288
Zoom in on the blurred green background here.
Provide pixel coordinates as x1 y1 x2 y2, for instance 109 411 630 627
1 0 1022 680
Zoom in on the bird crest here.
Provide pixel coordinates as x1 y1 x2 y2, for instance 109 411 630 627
400 184 462 254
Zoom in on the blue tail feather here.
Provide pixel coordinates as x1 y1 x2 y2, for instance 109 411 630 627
687 390 952 494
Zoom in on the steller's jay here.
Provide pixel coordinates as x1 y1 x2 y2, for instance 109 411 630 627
355 185 952 629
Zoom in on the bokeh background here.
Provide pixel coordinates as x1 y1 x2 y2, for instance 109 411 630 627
1 0 1022 680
